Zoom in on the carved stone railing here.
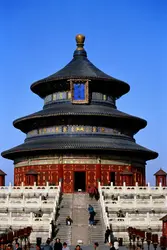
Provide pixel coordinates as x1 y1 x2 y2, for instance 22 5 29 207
99 182 166 238
98 182 109 229
0 182 61 196
0 182 61 240
101 182 167 195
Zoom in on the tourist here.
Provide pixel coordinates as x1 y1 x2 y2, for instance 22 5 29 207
54 238 62 250
15 243 22 250
94 242 99 250
104 227 111 243
109 242 115 250
36 245 42 250
6 244 13 250
114 240 119 250
66 216 73 226
47 238 51 243
89 210 96 226
88 186 92 198
88 205 94 214
89 186 95 199
43 239 52 250
50 238 55 249
109 230 115 244
62 242 70 250
88 204 96 226
94 187 100 201
74 245 82 250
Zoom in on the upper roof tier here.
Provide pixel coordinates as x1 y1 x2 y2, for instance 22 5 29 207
31 34 130 98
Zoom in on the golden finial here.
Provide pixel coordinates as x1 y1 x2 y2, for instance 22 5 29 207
76 34 85 51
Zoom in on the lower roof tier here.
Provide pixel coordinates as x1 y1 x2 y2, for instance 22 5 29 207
1 135 158 160
13 104 147 133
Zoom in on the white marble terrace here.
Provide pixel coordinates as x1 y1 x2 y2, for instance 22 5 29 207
0 182 61 244
98 182 167 243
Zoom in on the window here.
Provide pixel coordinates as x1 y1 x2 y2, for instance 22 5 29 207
69 79 89 104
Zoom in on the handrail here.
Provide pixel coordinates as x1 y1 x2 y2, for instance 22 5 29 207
98 182 109 228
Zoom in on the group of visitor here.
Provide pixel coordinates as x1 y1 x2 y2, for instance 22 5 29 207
4 242 22 250
39 238 122 250
39 239 101 250
37 237 143 250
88 186 99 200
104 227 119 250
65 205 97 227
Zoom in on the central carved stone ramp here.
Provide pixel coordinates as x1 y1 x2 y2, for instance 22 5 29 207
71 193 106 246
71 193 89 245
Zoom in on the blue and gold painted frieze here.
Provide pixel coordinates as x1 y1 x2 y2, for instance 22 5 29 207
27 125 124 138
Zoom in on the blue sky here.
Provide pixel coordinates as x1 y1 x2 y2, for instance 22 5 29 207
1 0 166 185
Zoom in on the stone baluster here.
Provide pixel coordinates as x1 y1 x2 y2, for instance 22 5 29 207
39 194 42 209
9 211 12 226
118 195 120 205
159 182 162 193
9 182 12 194
150 195 153 207
146 212 150 227
6 194 9 203
123 182 126 192
30 212 33 224
125 212 129 227
134 195 137 209
147 182 150 194
22 194 25 208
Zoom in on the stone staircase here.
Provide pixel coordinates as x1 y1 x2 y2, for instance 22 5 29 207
87 197 106 245
55 193 106 246
55 194 73 245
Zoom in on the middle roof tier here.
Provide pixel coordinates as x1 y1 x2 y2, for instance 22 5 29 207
13 104 147 134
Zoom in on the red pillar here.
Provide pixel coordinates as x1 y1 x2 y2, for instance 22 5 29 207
160 216 167 237
163 222 167 236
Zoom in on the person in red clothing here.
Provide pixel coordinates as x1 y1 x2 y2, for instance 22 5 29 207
94 187 100 200
90 186 95 199
88 186 92 198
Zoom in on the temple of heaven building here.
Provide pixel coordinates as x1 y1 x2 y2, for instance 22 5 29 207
2 34 158 192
